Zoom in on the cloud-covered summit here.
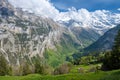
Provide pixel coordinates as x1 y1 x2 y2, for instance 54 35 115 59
8 0 59 18
8 0 120 28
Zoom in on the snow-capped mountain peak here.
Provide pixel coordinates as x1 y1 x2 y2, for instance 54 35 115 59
7 0 120 35
56 8 120 35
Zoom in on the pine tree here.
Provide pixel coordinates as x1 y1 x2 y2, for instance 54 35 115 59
102 30 120 70
0 54 9 76
110 30 120 69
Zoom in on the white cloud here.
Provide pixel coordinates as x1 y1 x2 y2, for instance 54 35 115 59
118 8 120 11
8 0 120 26
8 0 59 18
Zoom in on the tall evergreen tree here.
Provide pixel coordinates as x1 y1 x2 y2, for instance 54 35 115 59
111 30 120 69
0 54 9 76
102 30 120 70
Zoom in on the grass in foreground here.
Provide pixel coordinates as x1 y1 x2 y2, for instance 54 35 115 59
0 70 120 80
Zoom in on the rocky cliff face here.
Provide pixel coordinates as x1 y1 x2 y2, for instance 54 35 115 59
0 0 81 66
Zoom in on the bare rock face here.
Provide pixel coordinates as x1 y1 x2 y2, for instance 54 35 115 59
0 0 55 65
0 0 81 67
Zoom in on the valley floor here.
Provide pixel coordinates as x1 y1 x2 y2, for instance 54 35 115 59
0 65 120 80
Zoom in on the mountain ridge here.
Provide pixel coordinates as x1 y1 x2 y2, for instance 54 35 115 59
0 0 85 68
0 0 120 68
84 24 120 54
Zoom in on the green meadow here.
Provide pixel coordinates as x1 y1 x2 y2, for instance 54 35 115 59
0 64 120 80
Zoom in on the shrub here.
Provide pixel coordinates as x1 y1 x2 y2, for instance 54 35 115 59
78 68 84 73
54 63 72 75
88 65 101 73
34 61 53 75
20 62 32 76
34 62 45 74
88 67 97 72
40 64 53 75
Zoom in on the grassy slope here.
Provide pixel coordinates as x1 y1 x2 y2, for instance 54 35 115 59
44 33 79 67
0 64 120 80
1 70 120 80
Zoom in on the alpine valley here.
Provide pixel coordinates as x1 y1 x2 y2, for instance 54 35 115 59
0 0 120 75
